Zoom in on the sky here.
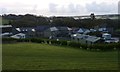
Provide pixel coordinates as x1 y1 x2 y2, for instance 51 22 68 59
0 0 119 16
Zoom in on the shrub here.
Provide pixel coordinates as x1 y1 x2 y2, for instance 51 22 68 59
2 38 17 41
90 43 120 51
80 44 88 49
30 38 44 43
51 40 61 45
68 41 81 48
60 40 67 46
44 39 50 44
2 38 17 43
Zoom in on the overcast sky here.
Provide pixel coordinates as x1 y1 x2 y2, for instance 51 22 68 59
0 0 119 16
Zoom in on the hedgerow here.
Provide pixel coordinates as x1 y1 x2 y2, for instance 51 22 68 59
2 38 120 51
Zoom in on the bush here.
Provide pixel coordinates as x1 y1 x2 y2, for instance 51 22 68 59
60 40 67 46
68 41 81 48
17 38 30 42
2 38 120 51
51 40 61 45
30 38 44 43
90 43 120 51
2 38 17 43
2 38 17 41
80 44 88 49
44 39 50 44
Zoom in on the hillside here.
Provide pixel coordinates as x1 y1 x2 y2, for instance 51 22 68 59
2 43 118 70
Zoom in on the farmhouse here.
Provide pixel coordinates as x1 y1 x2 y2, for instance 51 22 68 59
13 27 36 38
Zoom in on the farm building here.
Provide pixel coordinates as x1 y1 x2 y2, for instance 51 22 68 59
71 34 101 44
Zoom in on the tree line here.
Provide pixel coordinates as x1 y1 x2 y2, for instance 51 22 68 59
2 14 120 29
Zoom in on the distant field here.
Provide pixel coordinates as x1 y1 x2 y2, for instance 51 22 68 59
2 43 119 70
2 19 9 25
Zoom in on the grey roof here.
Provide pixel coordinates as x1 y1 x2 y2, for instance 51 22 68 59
0 25 12 28
11 33 25 39
105 38 119 43
77 28 90 33
72 34 101 43
0 32 12 36
36 25 49 32
16 27 36 32
57 27 72 31
50 27 58 31
86 36 101 42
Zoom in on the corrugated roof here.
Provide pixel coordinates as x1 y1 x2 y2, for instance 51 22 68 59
57 26 71 31
72 34 101 43
16 27 36 32
50 27 58 31
0 25 12 28
77 28 90 33
86 36 101 42
11 33 25 39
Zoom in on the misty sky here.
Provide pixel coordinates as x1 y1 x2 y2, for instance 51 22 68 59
0 0 119 16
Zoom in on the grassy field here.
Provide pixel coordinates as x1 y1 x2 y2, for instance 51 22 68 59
2 19 9 25
2 43 119 70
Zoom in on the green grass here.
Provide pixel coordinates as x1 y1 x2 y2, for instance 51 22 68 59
116 29 120 32
2 43 119 70
2 19 9 25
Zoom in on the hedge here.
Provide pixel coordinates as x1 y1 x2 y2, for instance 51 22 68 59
68 41 81 48
60 40 67 46
30 38 44 43
2 38 120 51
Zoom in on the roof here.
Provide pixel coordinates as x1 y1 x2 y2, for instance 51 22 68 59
105 38 119 43
16 27 36 32
57 26 72 31
0 25 12 28
11 33 25 39
36 25 49 32
72 34 101 43
50 27 58 31
103 33 111 36
86 36 101 42
77 28 90 33
99 28 107 31
0 32 12 36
